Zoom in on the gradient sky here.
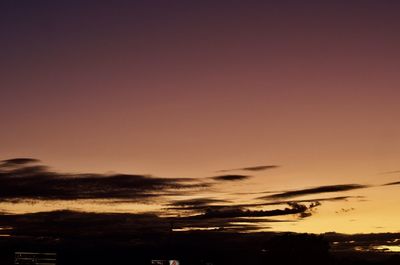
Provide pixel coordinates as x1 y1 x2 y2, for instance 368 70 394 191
1 1 400 234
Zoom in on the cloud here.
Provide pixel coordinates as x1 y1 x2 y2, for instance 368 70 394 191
166 197 324 230
260 184 367 200
167 196 358 213
0 210 170 239
258 196 358 207
241 165 279 171
0 158 40 167
0 159 209 202
186 202 317 219
383 181 400 186
166 198 235 213
0 158 378 235
169 198 230 208
0 209 290 240
217 165 279 173
211 175 251 181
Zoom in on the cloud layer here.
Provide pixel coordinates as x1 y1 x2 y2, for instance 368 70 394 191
0 158 207 202
1 157 397 237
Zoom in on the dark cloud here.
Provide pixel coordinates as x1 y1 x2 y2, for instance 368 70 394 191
171 217 275 233
169 198 230 208
383 181 400 186
0 159 209 202
217 165 279 173
187 202 316 219
241 165 279 171
0 158 40 167
211 175 251 181
257 196 360 208
0 209 288 240
258 196 357 206
168 196 357 213
0 210 170 239
261 184 368 200
167 199 239 213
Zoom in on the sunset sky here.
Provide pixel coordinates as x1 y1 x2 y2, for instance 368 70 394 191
1 1 400 236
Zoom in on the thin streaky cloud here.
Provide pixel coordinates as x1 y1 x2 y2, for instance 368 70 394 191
216 165 279 173
211 175 251 182
260 184 368 200
382 181 400 186
168 198 230 207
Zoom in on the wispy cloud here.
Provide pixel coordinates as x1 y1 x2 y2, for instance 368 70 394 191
211 175 251 182
168 198 230 208
382 181 400 186
260 184 368 200
216 165 279 173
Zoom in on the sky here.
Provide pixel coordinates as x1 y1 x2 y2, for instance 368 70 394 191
0 1 400 236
